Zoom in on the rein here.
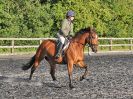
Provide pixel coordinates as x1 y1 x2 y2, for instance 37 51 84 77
88 32 98 47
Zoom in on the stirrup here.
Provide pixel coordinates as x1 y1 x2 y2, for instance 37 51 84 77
55 54 61 59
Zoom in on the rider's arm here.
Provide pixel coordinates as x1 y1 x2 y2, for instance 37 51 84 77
60 19 68 37
69 23 74 36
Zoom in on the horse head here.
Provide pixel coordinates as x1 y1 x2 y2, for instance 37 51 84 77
72 27 98 53
86 27 98 53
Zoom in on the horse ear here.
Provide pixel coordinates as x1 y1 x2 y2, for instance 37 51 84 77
88 27 93 33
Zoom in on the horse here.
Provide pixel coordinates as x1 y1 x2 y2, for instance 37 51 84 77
22 27 98 89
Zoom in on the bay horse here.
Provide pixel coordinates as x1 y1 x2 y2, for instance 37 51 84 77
22 27 98 89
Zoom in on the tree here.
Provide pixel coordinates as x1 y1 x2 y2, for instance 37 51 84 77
0 0 132 38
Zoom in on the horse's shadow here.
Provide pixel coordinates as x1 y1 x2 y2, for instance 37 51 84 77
0 75 30 83
0 75 65 88
0 76 8 80
42 81 66 88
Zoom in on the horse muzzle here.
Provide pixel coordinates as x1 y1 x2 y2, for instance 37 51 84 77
91 45 98 53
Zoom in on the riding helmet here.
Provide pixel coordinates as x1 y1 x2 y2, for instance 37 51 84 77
66 10 75 17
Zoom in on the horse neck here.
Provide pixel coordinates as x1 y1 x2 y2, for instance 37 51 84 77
73 33 89 45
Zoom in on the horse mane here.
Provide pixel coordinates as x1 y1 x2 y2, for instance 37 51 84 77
74 27 95 37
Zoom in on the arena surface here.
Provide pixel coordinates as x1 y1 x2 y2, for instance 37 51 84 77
0 53 133 99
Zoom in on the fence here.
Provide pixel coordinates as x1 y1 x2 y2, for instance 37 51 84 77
99 38 133 51
0 38 133 54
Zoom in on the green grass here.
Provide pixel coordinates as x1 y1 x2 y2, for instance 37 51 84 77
84 46 133 52
0 45 132 54
0 48 37 54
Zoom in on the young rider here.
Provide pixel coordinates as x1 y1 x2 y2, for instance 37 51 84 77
55 10 75 59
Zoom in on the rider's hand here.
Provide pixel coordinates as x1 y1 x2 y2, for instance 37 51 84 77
66 35 73 40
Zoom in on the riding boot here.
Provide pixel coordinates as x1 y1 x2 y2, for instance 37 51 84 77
55 42 63 59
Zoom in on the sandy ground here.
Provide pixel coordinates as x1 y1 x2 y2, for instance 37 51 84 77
0 53 133 99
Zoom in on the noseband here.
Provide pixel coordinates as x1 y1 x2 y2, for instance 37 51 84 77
87 33 98 48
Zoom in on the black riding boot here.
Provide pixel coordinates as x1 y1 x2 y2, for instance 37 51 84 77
55 41 63 59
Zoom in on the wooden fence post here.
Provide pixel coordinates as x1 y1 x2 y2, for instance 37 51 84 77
109 39 112 51
11 40 14 54
130 39 132 50
40 40 42 45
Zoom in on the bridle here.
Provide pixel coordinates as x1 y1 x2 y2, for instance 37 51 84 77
87 32 98 48
70 31 98 48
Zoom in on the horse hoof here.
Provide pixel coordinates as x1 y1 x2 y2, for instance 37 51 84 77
80 76 84 81
53 79 57 82
53 78 57 81
29 77 32 80
54 80 59 84
70 86 75 90
69 84 75 89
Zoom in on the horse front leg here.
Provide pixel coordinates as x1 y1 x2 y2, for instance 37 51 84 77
67 62 74 89
80 65 88 81
77 61 88 81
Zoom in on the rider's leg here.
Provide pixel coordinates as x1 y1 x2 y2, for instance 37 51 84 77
55 36 65 58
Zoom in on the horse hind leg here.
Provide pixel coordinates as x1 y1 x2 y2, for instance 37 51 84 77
29 66 36 80
29 40 51 80
29 54 44 80
48 61 57 81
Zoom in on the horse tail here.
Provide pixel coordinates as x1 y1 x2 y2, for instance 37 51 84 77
22 55 35 70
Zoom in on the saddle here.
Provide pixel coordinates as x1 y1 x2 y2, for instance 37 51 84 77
55 38 70 64
56 38 70 56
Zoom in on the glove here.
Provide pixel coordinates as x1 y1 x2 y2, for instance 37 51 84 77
66 35 73 40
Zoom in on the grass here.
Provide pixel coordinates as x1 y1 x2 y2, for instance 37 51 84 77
0 48 37 54
0 45 132 54
84 46 132 53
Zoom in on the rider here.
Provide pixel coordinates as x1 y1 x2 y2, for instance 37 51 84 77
55 10 75 59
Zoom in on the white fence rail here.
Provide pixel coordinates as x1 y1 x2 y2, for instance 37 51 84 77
99 38 133 51
0 38 133 54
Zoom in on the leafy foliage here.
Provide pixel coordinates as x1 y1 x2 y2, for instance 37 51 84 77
0 0 132 38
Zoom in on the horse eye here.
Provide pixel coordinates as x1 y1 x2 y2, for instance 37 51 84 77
92 36 95 39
